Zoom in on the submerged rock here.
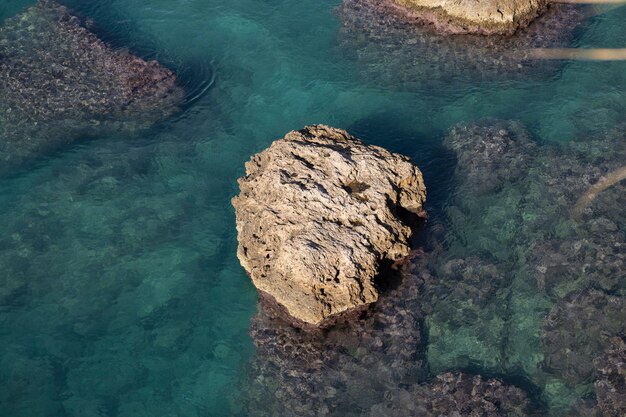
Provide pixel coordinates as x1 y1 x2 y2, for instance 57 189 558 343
392 0 547 35
530 234 626 300
337 0 588 88
242 254 431 417
0 0 184 172
369 372 532 416
232 125 426 326
424 119 626 409
541 290 626 386
443 120 538 195
594 336 626 417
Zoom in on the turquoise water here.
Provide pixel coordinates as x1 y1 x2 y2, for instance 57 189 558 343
0 1 624 416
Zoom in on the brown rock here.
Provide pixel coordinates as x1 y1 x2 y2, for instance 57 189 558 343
392 0 548 35
232 125 426 325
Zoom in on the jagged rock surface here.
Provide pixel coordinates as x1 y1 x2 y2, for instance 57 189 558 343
0 0 184 172
393 0 548 35
232 125 426 325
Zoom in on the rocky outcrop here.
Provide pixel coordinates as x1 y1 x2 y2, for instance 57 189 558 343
241 254 432 417
0 0 184 172
239 120 625 415
232 125 426 326
337 0 587 88
392 0 548 35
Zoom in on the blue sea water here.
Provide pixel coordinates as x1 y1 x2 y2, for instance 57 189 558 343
0 0 624 416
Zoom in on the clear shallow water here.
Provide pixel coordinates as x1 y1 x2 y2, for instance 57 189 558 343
0 1 624 416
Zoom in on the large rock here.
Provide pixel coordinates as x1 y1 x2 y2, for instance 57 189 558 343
392 0 547 35
232 125 426 326
0 0 185 172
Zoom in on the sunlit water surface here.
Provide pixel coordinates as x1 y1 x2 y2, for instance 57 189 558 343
0 0 624 416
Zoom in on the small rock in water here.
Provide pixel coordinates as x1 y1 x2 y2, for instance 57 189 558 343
0 0 185 173
232 125 426 326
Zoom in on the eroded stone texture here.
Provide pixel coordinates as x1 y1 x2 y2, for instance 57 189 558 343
542 290 626 386
368 372 532 416
393 0 547 35
239 120 625 415
0 0 184 172
232 125 426 325
337 0 588 88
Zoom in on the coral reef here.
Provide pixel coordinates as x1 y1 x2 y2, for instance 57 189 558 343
0 0 184 173
232 125 426 325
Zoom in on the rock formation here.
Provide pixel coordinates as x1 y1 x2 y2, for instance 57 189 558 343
337 0 588 88
392 0 548 35
232 125 426 326
239 120 625 415
241 254 431 417
0 0 185 173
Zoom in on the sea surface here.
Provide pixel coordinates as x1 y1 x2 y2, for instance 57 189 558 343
0 1 624 416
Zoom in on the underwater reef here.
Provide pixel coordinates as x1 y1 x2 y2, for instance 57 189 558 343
0 0 184 174
336 0 589 88
240 119 626 416
232 125 426 326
